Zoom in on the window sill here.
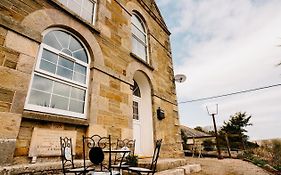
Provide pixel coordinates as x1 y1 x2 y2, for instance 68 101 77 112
22 110 89 126
50 0 101 34
130 53 154 71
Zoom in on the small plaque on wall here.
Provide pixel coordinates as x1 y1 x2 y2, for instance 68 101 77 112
28 127 77 157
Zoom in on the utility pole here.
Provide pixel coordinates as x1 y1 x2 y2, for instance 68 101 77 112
206 104 223 159
225 133 232 158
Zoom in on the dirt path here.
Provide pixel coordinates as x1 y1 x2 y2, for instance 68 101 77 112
186 157 272 175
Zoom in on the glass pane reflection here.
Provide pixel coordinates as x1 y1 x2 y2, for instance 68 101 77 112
40 59 56 74
29 90 51 107
58 57 74 70
57 66 73 80
32 75 53 92
69 100 84 113
71 88 85 100
42 49 58 63
43 33 62 51
73 73 86 84
51 95 69 110
75 64 86 75
73 49 87 63
53 81 71 97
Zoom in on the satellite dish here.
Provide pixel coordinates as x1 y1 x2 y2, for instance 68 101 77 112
174 74 186 83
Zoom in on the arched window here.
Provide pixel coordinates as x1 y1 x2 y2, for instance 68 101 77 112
25 29 90 119
131 13 148 62
133 80 141 97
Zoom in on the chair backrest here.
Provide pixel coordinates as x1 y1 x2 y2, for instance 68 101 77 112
83 135 112 172
113 139 136 165
116 139 135 155
150 139 162 173
60 137 75 174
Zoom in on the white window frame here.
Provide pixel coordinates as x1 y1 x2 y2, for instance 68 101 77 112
24 28 90 119
58 0 98 25
131 13 149 63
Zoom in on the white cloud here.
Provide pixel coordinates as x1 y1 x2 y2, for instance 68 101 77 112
157 0 281 140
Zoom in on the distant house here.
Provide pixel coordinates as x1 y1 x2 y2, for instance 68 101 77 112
180 125 215 152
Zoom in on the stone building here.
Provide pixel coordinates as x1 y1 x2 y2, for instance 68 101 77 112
0 0 183 166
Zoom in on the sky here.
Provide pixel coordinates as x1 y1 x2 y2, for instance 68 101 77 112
155 0 281 140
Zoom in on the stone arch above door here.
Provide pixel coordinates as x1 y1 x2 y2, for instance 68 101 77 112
21 8 104 67
126 62 154 90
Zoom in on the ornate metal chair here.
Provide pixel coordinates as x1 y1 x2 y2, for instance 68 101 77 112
126 139 162 175
60 137 93 175
83 135 120 175
111 139 136 173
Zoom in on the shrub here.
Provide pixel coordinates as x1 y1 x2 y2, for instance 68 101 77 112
125 154 138 166
202 139 215 151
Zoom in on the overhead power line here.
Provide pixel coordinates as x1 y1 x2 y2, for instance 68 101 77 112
179 83 281 104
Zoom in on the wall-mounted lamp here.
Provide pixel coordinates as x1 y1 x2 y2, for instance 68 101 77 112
157 107 165 120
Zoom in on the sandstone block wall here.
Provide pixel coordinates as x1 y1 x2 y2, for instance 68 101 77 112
0 0 184 165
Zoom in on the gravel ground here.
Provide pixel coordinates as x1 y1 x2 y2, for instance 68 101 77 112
187 157 273 175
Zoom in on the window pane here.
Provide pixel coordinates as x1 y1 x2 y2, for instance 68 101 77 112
53 81 71 97
54 30 70 49
58 57 74 70
83 0 94 12
75 0 82 4
138 44 146 60
135 38 146 60
132 26 146 42
74 74 85 84
133 81 141 97
69 100 84 113
82 10 92 22
51 95 69 110
74 63 86 75
71 87 85 100
69 37 83 52
62 49 73 56
59 0 95 24
32 75 53 92
132 15 145 32
43 32 62 51
73 49 87 63
132 38 146 61
68 0 81 15
132 38 138 56
73 72 86 84
57 66 73 79
40 59 56 74
42 49 58 64
29 89 51 107
133 101 139 120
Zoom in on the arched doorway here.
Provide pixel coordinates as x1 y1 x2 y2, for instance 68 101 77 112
132 71 154 156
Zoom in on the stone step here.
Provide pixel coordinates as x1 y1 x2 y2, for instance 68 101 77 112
156 168 185 175
138 158 190 171
155 164 201 175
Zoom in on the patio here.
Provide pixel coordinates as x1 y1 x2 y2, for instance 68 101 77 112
0 158 201 174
